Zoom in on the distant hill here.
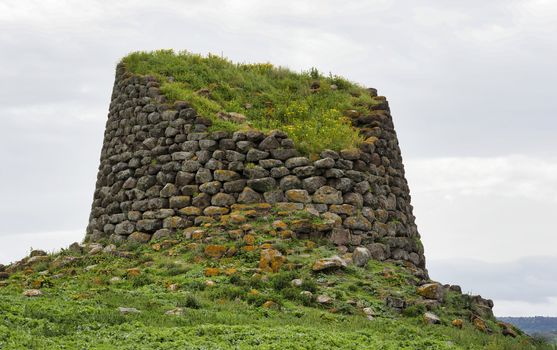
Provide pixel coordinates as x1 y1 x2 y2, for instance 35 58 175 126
499 317 557 343
499 317 557 334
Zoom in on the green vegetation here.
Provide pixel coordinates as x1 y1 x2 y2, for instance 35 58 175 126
122 50 385 155
0 206 552 349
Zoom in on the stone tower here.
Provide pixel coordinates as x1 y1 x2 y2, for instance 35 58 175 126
86 62 426 271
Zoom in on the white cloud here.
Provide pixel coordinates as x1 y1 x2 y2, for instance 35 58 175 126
407 155 557 202
405 156 557 262
0 230 82 264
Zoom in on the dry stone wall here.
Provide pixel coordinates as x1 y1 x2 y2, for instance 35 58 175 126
86 63 426 269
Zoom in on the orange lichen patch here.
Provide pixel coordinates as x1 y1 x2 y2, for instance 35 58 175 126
290 219 312 232
272 220 288 231
204 268 221 277
274 202 303 212
224 268 238 276
179 206 202 216
204 206 229 216
243 234 256 245
166 249 178 256
193 255 204 263
31 279 44 289
221 213 247 226
260 243 273 250
151 243 161 251
416 283 443 300
23 268 34 275
192 231 205 240
259 249 286 273
473 317 489 333
249 289 259 295
364 136 379 144
280 230 293 239
204 245 227 259
243 210 258 218
452 319 464 329
262 300 278 309
126 268 141 277
241 245 256 252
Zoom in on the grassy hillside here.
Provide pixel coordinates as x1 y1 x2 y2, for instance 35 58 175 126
0 204 552 349
123 50 385 155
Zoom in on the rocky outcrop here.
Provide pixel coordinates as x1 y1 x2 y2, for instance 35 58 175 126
85 63 427 271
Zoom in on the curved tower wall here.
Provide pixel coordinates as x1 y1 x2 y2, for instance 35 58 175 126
86 63 426 269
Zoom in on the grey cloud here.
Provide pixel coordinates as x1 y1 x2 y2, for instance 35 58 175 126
429 256 557 304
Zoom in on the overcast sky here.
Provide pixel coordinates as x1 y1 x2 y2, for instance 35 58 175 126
1 0 556 317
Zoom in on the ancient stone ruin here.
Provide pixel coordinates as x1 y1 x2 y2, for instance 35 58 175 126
86 63 426 270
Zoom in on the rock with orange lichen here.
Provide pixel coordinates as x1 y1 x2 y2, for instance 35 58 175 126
243 234 256 245
272 220 288 231
126 268 141 277
452 319 464 329
204 245 227 259
191 230 205 240
259 249 286 273
417 283 444 301
262 300 279 309
224 268 237 276
221 213 247 226
473 317 490 333
312 256 346 272
204 268 221 277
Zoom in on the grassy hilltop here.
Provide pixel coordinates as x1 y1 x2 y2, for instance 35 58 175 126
0 51 554 349
123 50 380 155
0 204 551 349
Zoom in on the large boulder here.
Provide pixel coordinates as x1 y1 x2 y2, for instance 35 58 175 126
312 256 347 272
352 247 371 267
417 283 444 302
423 312 441 325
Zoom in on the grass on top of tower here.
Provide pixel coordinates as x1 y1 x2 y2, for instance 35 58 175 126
122 50 383 155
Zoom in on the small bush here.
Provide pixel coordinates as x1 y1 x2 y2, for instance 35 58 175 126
300 278 318 293
402 303 427 317
130 274 153 287
270 271 297 291
178 294 202 309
